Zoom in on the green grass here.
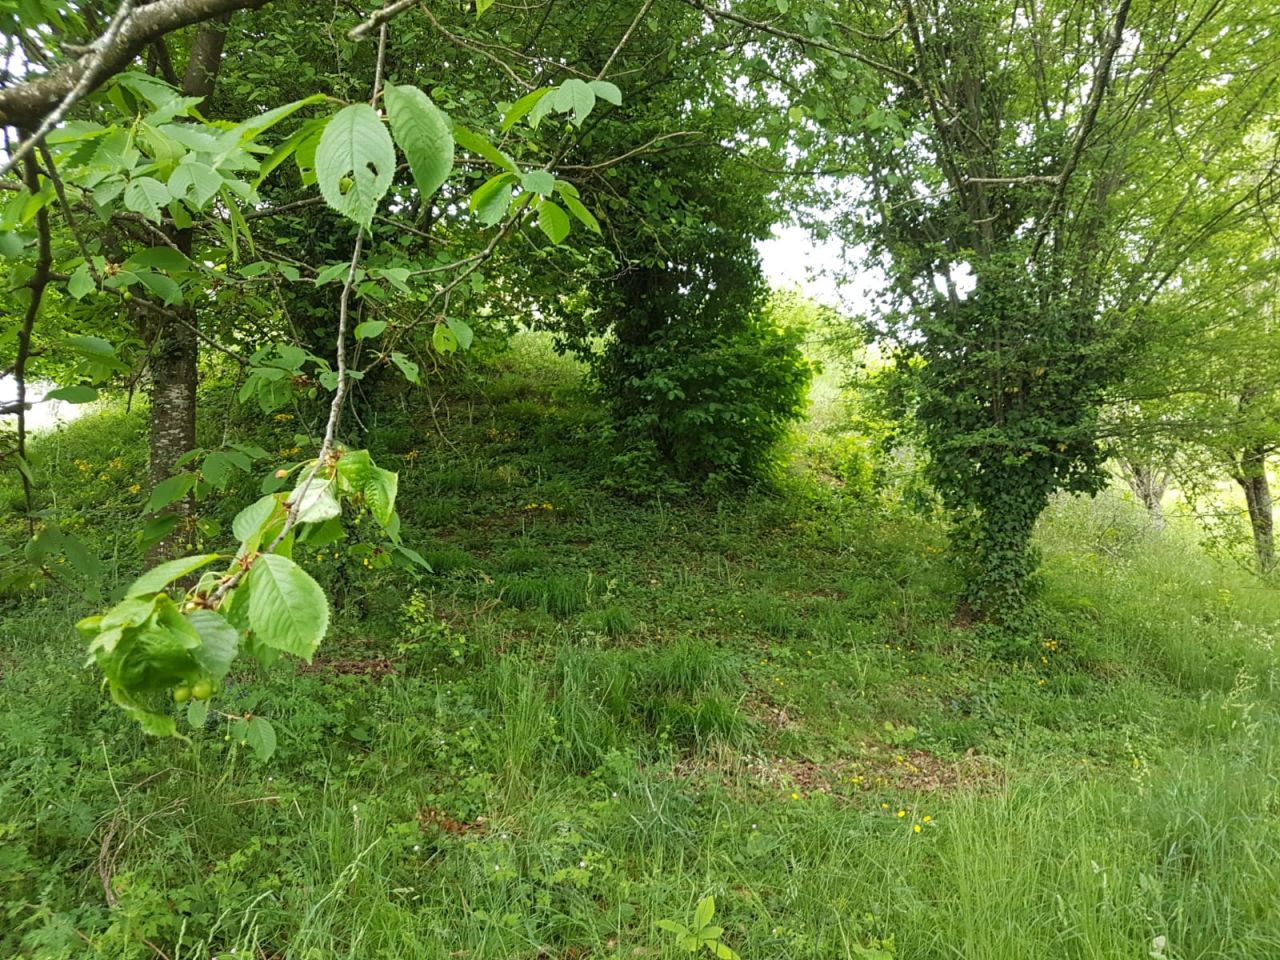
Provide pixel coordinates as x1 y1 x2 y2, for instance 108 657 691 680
2 334 1280 958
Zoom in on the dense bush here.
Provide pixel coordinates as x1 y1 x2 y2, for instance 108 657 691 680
602 315 812 490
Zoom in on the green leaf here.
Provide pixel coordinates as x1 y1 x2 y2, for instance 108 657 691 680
233 493 283 546
112 683 178 737
694 897 715 930
453 125 516 171
288 477 341 523
0 231 26 258
201 449 251 488
433 323 459 355
122 176 170 222
383 84 454 201
656 920 689 936
470 172 516 225
145 473 197 514
588 80 622 106
314 261 351 285
68 264 95 299
246 553 329 660
134 270 183 306
125 554 220 598
125 246 190 272
300 516 345 548
217 93 328 155
187 698 209 728
254 116 328 187
137 515 180 552
59 531 101 580
476 0 496 14
355 320 387 339
537 201 571 244
392 544 433 571
502 88 552 131
66 335 116 358
391 352 420 384
520 170 555 196
445 316 474 350
44 384 98 404
559 192 601 234
245 716 277 762
315 103 396 230
186 609 239 680
167 161 223 209
552 78 596 126
334 450 399 528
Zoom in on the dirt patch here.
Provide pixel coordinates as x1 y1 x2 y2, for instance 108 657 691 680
672 740 994 799
297 655 398 678
418 807 487 835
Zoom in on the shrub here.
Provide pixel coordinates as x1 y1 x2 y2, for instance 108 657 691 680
602 317 812 491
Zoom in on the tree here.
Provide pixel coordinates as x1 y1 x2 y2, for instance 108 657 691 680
708 0 1280 620
1113 222 1280 573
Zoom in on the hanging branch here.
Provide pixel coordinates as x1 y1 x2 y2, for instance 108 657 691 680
208 23 390 607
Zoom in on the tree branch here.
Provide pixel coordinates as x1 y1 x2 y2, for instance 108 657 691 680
13 147 54 531
1029 0 1134 262
0 0 274 132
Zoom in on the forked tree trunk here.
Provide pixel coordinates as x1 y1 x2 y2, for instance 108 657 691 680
1123 459 1168 530
1234 446 1275 574
146 18 231 562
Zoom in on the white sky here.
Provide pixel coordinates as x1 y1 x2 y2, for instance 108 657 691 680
757 224 880 317
0 378 84 431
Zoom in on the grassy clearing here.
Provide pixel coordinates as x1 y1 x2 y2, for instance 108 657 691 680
2 336 1279 959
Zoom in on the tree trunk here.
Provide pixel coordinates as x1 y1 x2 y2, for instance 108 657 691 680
1123 458 1167 530
1234 446 1275 574
146 16 232 562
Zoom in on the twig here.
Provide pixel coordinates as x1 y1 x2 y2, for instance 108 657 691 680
598 0 656 80
38 141 100 282
418 4 529 90
556 131 703 172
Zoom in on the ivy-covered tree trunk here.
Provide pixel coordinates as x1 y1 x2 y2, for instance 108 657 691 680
146 17 231 561
1234 446 1275 574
